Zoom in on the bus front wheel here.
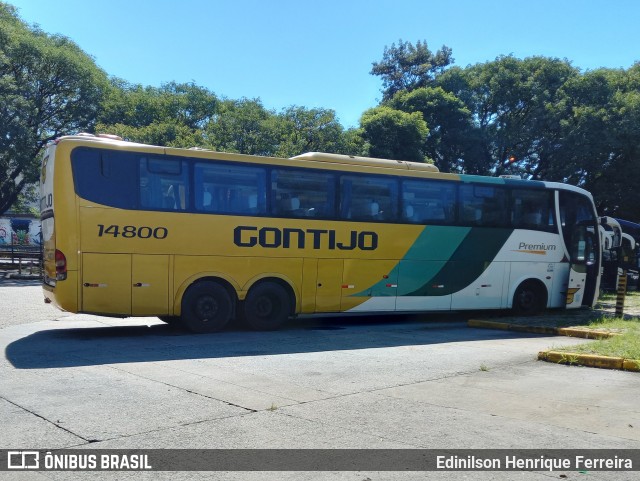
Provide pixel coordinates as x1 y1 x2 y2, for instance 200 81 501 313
181 281 233 333
243 281 292 331
512 281 547 315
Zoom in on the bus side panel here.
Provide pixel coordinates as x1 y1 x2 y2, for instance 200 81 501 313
132 254 170 316
342 259 398 312
395 259 452 311
82 253 131 315
301 258 319 314
315 259 343 313
450 262 507 309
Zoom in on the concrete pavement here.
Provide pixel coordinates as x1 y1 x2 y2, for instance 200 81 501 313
1 283 639 480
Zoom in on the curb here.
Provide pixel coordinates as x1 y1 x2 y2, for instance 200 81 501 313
467 319 618 339
538 350 640 372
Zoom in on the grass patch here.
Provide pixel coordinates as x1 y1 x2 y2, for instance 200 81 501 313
556 328 640 360
555 290 640 360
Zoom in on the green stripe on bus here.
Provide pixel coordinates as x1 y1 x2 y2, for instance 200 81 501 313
406 227 513 296
353 226 513 298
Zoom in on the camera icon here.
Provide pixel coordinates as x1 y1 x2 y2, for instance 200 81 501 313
7 451 40 469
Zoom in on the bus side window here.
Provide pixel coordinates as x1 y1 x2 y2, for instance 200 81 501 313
271 169 335 219
459 185 508 227
194 163 266 215
71 148 137 210
401 179 456 225
140 158 189 211
511 189 555 231
340 175 398 222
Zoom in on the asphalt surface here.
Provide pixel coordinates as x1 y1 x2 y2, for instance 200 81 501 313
1 279 639 480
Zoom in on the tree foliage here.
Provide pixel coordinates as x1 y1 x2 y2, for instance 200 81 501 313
389 86 473 172
0 2 108 214
371 40 640 219
360 106 429 162
205 98 275 155
370 39 453 101
4 9 640 221
273 106 347 158
96 80 218 147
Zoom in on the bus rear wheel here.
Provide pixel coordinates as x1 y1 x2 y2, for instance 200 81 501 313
512 281 547 315
243 281 292 331
181 281 233 333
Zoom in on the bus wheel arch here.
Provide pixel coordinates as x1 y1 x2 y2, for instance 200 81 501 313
512 279 548 315
242 278 295 331
180 278 238 333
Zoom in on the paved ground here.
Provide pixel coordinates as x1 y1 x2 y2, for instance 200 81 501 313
1 280 640 480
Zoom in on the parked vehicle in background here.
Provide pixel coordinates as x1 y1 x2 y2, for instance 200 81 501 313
614 218 640 291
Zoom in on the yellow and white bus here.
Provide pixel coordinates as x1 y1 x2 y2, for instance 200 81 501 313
41 134 601 332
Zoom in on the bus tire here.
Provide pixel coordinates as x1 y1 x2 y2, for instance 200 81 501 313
512 281 547 315
243 281 292 331
181 281 233 333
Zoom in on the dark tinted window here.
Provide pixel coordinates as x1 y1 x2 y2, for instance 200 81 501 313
140 157 189 210
459 184 509 227
401 179 456 224
511 189 556 232
271 169 335 218
339 175 399 222
194 163 266 215
72 147 137 209
559 191 596 248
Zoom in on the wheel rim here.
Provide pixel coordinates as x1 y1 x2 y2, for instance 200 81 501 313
244 282 291 330
255 295 275 318
519 290 535 310
195 295 219 321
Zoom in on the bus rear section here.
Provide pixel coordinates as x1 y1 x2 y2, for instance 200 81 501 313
41 143 59 297
40 137 86 312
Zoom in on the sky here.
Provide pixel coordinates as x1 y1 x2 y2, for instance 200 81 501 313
7 0 640 128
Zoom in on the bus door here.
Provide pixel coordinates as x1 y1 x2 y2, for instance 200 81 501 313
82 253 169 315
566 222 599 308
559 192 601 308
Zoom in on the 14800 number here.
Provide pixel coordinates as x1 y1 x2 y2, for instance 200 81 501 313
97 224 168 239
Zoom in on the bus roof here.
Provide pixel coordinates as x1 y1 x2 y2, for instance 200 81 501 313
52 134 595 199
290 152 439 172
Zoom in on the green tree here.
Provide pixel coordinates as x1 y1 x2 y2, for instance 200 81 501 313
273 106 346 158
360 106 429 162
437 56 579 177
0 2 108 214
97 80 218 147
204 98 278 155
390 87 473 172
554 66 640 219
371 39 453 101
